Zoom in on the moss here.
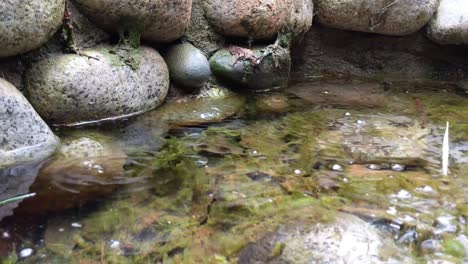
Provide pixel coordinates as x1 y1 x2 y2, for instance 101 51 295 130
271 242 286 258
443 239 466 258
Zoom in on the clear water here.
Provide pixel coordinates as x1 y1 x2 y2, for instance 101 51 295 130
0 81 467 263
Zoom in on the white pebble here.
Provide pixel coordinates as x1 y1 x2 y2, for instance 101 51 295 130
331 164 344 172
294 169 302 175
367 164 381 170
19 248 34 258
109 240 120 249
71 222 82 229
391 164 406 172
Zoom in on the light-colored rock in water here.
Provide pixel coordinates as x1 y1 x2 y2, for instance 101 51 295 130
74 0 192 43
0 78 59 168
315 0 438 36
25 46 169 126
165 43 211 90
239 213 410 263
16 132 127 214
202 0 313 40
0 0 65 58
426 0 468 45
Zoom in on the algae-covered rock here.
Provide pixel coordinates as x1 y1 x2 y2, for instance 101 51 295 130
202 0 313 40
318 114 440 167
426 0 468 45
315 0 438 36
16 132 127 215
74 0 192 43
165 43 211 90
25 45 169 126
0 0 65 58
210 45 291 91
0 78 59 168
239 213 409 263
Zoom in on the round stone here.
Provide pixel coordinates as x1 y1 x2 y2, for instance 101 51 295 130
25 45 169 126
315 0 438 36
165 43 211 89
0 0 65 58
203 0 313 40
74 0 192 43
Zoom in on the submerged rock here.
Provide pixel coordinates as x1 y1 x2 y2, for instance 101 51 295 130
318 114 440 167
210 45 291 91
203 0 313 40
0 78 59 168
239 213 408 263
426 0 468 45
165 43 211 90
0 0 65 58
16 132 127 215
74 0 192 43
315 0 438 36
25 46 169 126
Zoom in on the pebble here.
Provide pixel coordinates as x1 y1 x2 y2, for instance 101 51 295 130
19 248 34 258
331 164 344 172
367 164 382 170
391 164 406 172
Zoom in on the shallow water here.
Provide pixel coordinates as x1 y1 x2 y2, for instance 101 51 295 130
0 81 467 263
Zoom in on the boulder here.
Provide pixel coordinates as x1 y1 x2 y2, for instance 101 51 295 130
73 0 192 43
202 0 313 40
315 0 438 36
0 0 65 58
426 0 468 45
165 43 211 90
25 45 169 126
0 78 59 168
210 45 291 91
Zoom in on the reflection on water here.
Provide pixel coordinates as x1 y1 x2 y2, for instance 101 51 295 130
0 81 467 263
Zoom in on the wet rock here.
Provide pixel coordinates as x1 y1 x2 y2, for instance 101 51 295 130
318 114 440 167
210 45 291 91
315 0 438 36
25 46 169 126
165 43 211 90
239 213 409 263
154 86 247 128
0 78 59 168
0 0 65 58
15 132 127 215
426 0 468 45
0 163 42 221
203 0 313 40
74 0 192 43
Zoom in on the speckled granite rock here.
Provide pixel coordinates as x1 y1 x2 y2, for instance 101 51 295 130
202 0 313 40
0 0 65 58
25 45 170 126
165 43 211 89
74 0 192 43
315 0 438 36
426 0 468 45
0 78 59 168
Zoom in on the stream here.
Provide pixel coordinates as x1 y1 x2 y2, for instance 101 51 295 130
0 80 467 263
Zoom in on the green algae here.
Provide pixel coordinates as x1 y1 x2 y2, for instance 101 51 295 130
443 239 466 258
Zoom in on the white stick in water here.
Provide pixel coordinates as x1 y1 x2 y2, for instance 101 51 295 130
442 122 449 176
